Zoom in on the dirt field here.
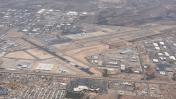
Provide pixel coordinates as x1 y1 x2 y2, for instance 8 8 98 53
5 51 35 60
26 48 54 59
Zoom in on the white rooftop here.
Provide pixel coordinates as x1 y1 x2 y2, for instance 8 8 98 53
153 43 159 47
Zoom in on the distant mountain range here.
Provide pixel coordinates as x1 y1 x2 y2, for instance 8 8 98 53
94 0 176 26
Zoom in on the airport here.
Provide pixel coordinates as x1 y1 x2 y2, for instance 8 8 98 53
0 0 176 99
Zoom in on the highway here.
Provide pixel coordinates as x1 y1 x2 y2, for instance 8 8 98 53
1 69 176 85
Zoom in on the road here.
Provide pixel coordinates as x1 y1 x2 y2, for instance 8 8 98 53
1 69 176 85
0 28 10 40
136 44 150 97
